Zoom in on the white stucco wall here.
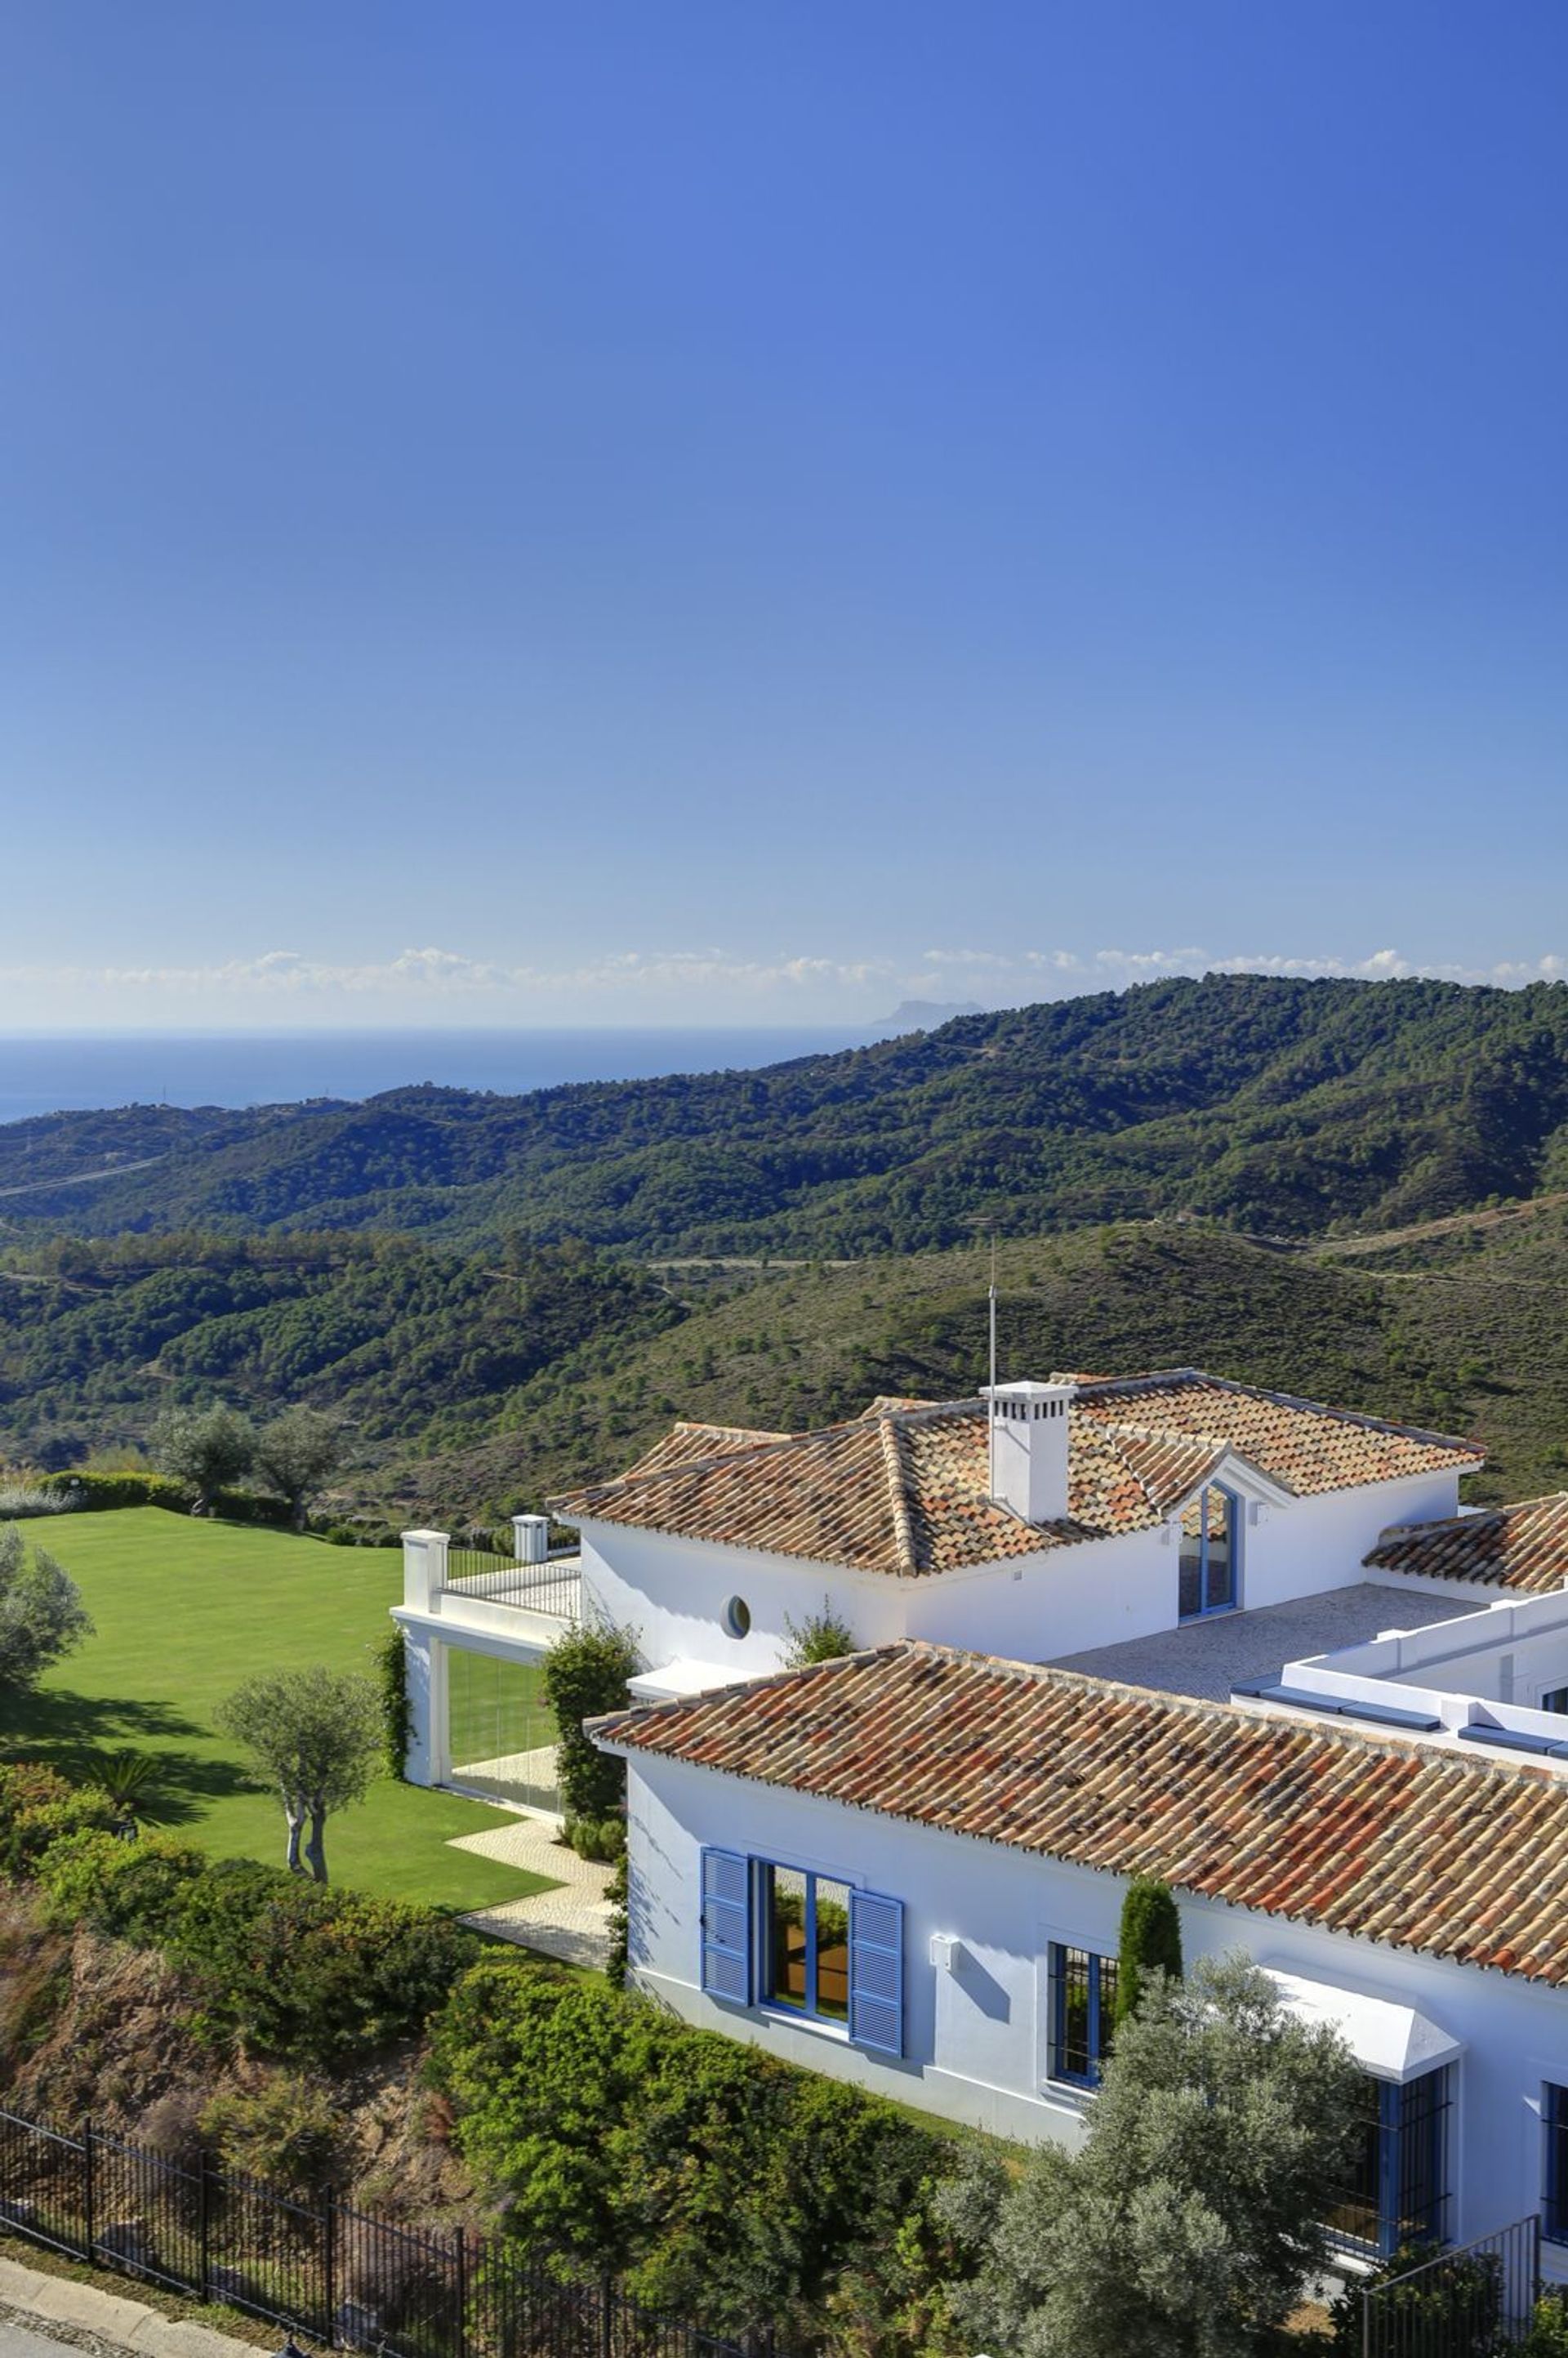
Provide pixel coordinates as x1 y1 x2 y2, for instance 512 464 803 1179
617 1747 1568 2255
574 1466 1465 1681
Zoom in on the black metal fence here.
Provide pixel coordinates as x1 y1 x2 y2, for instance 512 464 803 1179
1359 2215 1543 2358
0 2106 760 2358
444 1548 582 1620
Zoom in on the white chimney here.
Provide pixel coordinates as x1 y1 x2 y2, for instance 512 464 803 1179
982 1380 1075 1525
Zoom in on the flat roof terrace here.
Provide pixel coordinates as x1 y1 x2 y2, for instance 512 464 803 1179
1047 1584 1475 1704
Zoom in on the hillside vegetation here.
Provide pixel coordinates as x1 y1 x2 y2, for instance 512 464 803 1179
6 976 1568 1255
3 976 1568 1521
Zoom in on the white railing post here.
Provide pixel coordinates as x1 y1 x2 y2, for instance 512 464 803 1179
401 1527 450 1612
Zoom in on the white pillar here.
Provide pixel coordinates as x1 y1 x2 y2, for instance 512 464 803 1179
401 1527 450 1611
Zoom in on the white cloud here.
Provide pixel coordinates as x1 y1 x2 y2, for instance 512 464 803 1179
2 942 1564 1026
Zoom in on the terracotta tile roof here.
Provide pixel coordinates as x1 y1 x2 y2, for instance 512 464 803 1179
550 1372 1481 1578
592 1642 1568 1988
619 1422 793 1482
1366 1493 1568 1594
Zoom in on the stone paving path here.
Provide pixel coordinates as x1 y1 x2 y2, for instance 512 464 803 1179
448 1811 615 1969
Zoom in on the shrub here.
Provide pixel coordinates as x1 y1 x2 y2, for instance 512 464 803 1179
203 2075 340 2191
1114 1874 1183 2027
431 1955 961 2340
1521 2292 1568 2357
1328 2241 1506 2355
38 1830 207 1941
566 1816 625 1864
0 1483 72 1519
38 1469 295 1524
782 1597 858 1665
540 1620 639 1822
172 1858 478 2062
2 1787 120 1879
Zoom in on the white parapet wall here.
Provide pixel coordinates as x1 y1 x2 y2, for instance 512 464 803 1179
1274 1582 1568 1754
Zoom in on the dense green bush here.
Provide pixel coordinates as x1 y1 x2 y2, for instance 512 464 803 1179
1328 2241 1506 2355
1 1786 120 1878
540 1620 639 1821
202 2075 341 2191
430 1955 964 2346
172 1857 478 2062
38 1829 208 1941
1114 1874 1183 2027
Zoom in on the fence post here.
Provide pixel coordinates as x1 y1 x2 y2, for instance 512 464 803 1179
1360 2280 1371 2358
600 2269 615 2358
322 2188 337 2346
452 2224 467 2358
198 2150 212 2304
82 2119 96 2264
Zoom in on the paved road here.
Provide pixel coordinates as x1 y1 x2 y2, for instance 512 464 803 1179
0 2321 89 2358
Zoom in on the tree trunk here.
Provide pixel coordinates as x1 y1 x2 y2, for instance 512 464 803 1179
283 1790 306 1873
305 1799 328 1884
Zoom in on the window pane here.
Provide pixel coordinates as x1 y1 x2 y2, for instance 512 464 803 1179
814 1876 851 2021
1058 1946 1092 2079
1396 2068 1448 2247
1178 1493 1204 1620
1204 1490 1235 1611
767 1867 809 2011
1322 2072 1383 2251
1544 1689 1568 1716
447 1647 559 1812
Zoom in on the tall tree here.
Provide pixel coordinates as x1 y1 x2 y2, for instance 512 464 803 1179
217 1665 381 1882
252 1406 343 1530
152 1404 255 1513
0 1524 94 1694
943 1954 1361 2358
1115 1874 1183 2028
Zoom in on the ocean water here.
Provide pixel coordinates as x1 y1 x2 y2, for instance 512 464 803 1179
0 1028 874 1126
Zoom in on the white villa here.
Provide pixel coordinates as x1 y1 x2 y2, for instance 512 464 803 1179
394 1369 1568 2268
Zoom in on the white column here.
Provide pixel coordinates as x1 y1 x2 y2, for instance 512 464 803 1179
401 1527 450 1611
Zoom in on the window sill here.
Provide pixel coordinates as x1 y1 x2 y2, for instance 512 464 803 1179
756 2003 852 2047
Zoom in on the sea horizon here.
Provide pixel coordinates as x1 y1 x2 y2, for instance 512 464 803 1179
0 1023 884 1126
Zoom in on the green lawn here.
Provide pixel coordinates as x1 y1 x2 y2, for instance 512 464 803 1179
4 1509 559 1914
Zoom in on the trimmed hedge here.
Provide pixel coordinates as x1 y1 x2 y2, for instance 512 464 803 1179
39 1470 296 1526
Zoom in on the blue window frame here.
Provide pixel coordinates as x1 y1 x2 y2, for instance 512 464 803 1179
1544 1689 1568 1717
1546 2084 1568 2243
1050 1944 1119 2087
760 1863 852 2024
724 1861 906 2056
1179 1482 1240 1620
1324 2069 1450 2257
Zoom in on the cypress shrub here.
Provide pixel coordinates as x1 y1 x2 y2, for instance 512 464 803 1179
1115 1875 1183 2028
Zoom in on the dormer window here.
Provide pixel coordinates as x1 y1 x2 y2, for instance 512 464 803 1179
1178 1483 1240 1620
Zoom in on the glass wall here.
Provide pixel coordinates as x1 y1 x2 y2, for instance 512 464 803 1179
446 1644 559 1813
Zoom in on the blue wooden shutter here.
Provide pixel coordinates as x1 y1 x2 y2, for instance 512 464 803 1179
849 1889 904 2056
700 1848 751 2003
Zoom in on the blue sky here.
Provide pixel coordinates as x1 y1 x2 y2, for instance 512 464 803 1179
2 2 1565 1027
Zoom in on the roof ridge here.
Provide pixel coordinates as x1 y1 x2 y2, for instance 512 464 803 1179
879 1416 920 1575
1077 1367 1484 1456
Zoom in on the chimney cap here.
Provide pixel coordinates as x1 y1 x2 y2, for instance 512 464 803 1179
982 1380 1076 1404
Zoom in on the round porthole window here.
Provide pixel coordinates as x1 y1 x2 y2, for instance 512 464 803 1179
724 1596 751 1638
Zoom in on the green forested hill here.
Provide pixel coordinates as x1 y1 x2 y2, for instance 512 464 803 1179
7 975 1568 1254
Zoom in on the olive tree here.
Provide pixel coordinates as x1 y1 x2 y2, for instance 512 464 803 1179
944 1953 1362 2358
0 1524 94 1692
152 1405 255 1513
253 1407 344 1530
217 1665 382 1883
